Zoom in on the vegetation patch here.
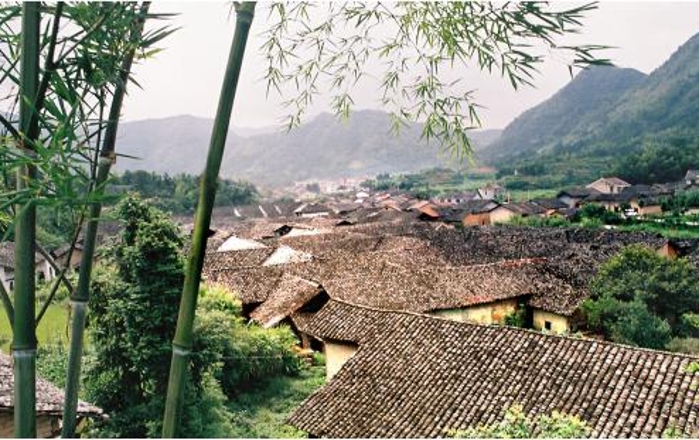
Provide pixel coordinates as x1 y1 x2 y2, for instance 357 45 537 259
227 363 326 438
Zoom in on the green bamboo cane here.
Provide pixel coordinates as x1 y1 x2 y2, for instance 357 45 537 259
60 3 151 437
14 2 40 437
162 3 255 437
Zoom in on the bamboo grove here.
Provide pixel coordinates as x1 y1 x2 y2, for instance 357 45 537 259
0 3 171 436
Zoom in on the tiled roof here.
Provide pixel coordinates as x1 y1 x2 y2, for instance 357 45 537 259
558 186 600 198
0 242 14 268
498 202 547 216
0 242 47 268
249 273 323 328
203 248 276 273
600 177 632 186
205 266 285 303
0 353 101 416
289 301 699 438
531 198 568 210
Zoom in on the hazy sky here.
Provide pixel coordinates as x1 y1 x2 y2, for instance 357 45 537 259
121 2 699 130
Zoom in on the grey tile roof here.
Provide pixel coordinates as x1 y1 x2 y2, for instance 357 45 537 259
249 273 323 328
289 301 699 438
0 353 101 416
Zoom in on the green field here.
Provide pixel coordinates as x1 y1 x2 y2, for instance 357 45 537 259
0 302 70 354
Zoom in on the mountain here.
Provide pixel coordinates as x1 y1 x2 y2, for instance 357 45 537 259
483 30 699 170
115 110 501 187
481 66 647 162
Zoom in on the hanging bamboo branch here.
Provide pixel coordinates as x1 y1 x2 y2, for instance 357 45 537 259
13 2 40 437
60 3 152 437
161 2 256 437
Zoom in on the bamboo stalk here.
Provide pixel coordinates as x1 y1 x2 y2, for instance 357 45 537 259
161 3 256 437
13 2 40 437
60 4 151 437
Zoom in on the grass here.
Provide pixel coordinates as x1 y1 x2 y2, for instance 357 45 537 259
0 301 70 354
508 188 559 201
226 363 325 438
617 222 699 239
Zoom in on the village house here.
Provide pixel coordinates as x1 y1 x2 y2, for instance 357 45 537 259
531 198 569 217
583 184 664 216
488 201 547 224
0 242 56 292
51 241 84 271
0 354 102 437
294 203 333 218
432 191 479 206
477 182 504 200
586 176 632 194
685 169 699 186
289 300 699 438
458 199 500 226
556 186 601 208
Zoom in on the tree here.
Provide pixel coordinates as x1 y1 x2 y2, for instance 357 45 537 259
583 244 699 349
163 3 609 435
85 195 184 437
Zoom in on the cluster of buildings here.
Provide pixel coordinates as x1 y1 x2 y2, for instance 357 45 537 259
201 206 699 437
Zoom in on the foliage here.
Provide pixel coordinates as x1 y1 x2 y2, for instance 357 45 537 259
662 425 683 439
194 284 302 399
583 244 699 349
666 338 699 355
662 190 699 215
36 342 69 389
447 404 591 438
613 136 699 184
263 2 607 158
112 170 258 214
575 204 623 225
503 307 528 328
0 303 69 353
227 365 326 438
85 195 185 437
86 197 304 437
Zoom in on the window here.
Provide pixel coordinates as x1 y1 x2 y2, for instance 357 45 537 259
544 321 552 331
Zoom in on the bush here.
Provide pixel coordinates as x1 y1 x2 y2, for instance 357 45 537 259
504 307 528 328
583 244 699 349
194 284 302 399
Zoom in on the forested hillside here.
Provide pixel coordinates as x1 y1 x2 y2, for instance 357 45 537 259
486 31 699 185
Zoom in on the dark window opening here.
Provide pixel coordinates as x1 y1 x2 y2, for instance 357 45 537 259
544 321 552 331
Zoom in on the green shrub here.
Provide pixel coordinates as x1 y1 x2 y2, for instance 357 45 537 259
504 307 528 328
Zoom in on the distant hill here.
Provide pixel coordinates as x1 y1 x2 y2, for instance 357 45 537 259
483 30 699 180
482 66 647 162
115 110 501 187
